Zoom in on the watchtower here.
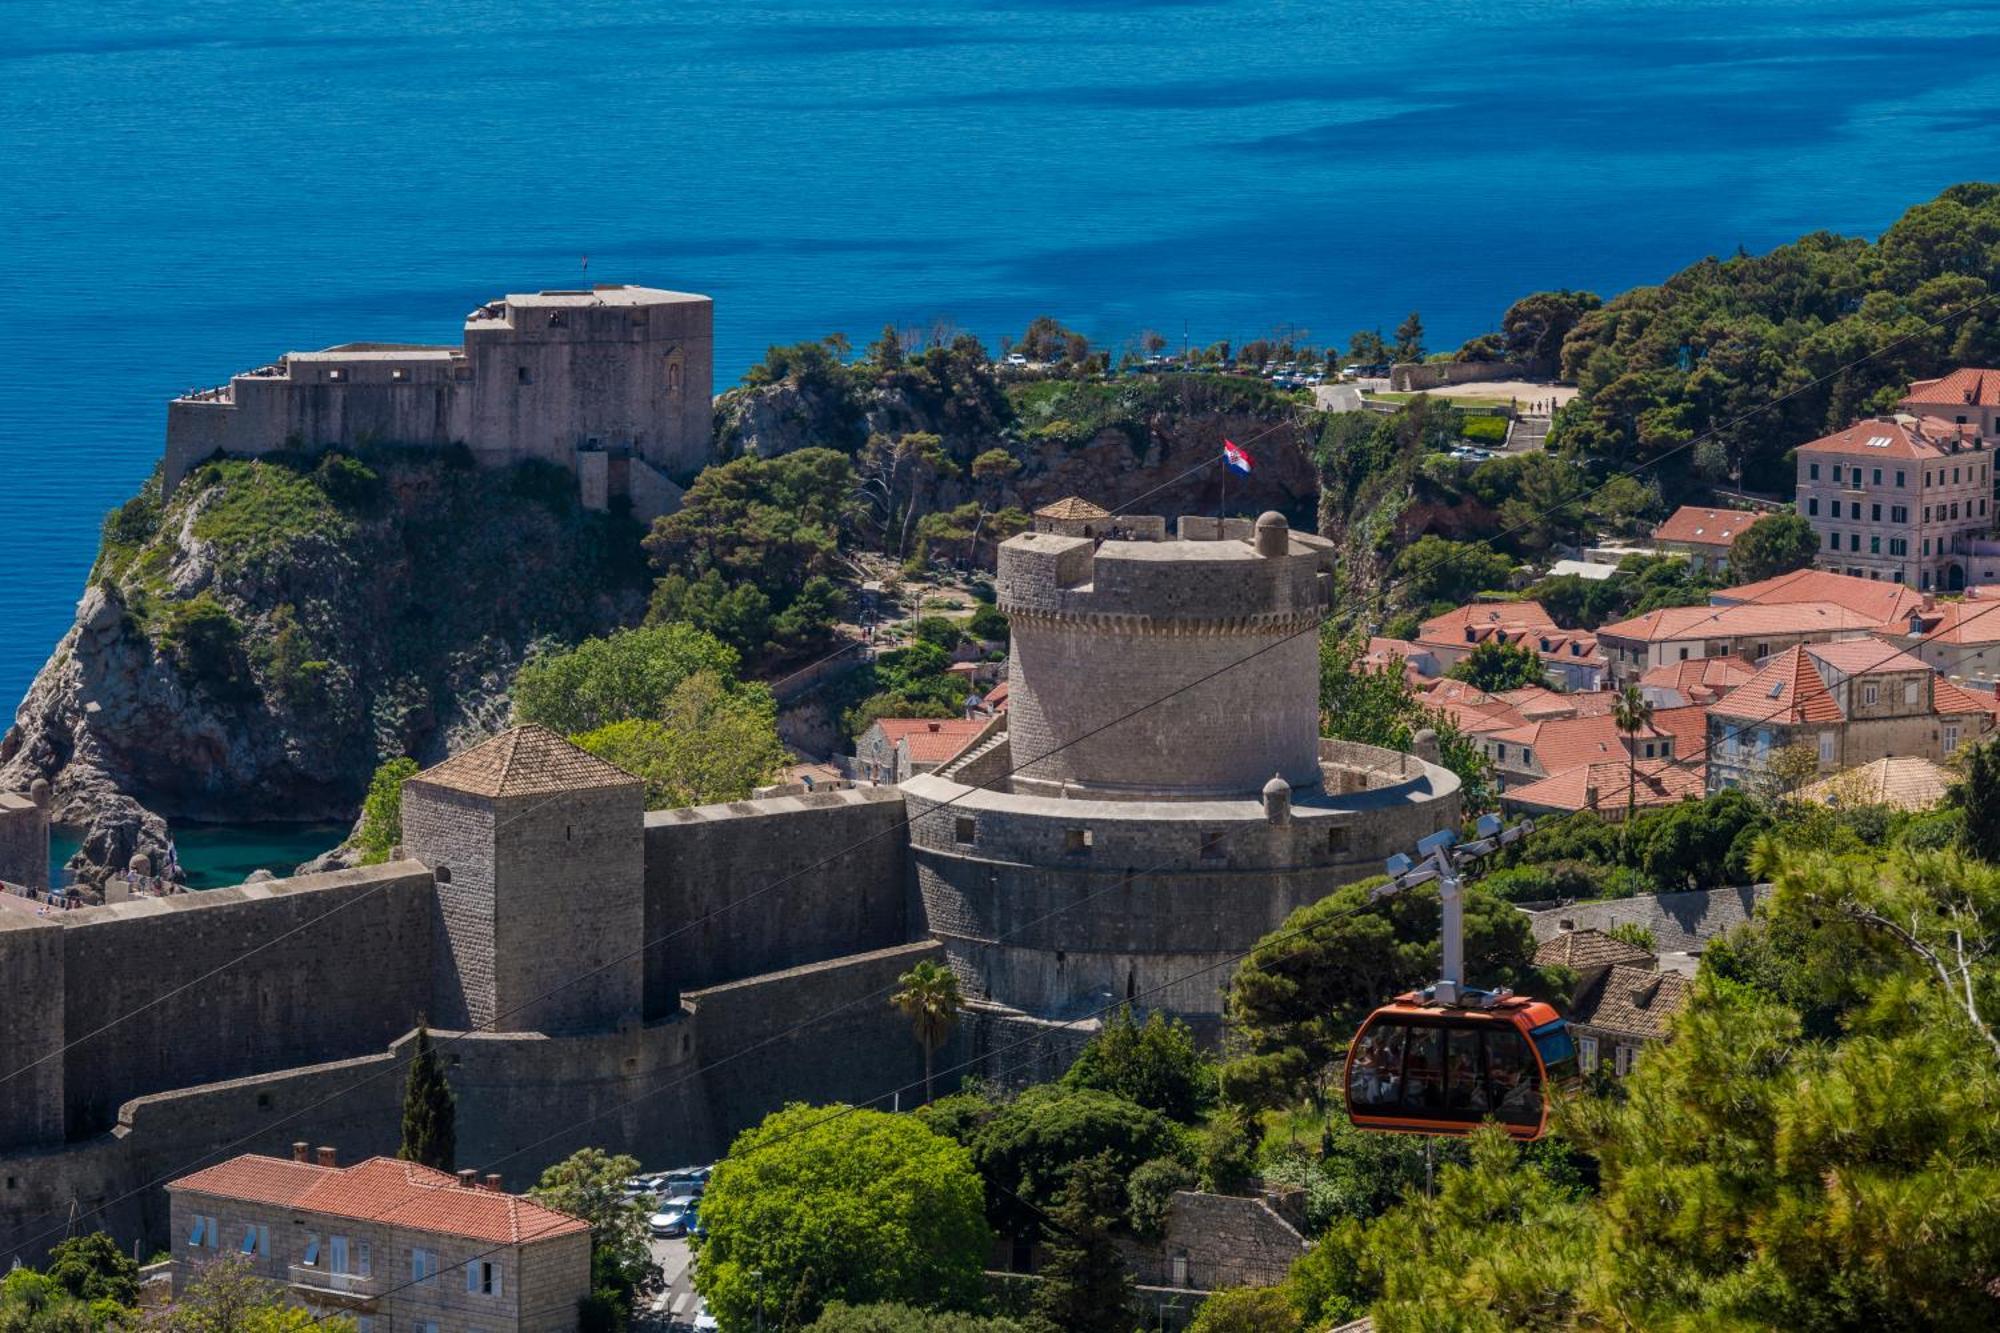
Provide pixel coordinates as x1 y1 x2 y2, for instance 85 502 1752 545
402 726 645 1035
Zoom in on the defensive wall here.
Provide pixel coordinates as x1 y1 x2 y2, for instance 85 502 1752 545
1388 360 1529 392
642 786 911 1015
163 285 713 519
0 785 49 892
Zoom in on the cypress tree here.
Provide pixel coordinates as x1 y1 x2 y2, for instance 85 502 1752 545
1955 738 2000 865
398 1021 456 1172
1028 1153 1133 1333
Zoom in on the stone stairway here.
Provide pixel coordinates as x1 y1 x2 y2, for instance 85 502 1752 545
1507 415 1551 451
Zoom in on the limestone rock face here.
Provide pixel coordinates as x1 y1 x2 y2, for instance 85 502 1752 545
2 454 649 881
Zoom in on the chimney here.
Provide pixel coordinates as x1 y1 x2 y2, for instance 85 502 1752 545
458 1169 479 1187
315 1146 336 1168
484 1173 503 1192
292 1142 310 1163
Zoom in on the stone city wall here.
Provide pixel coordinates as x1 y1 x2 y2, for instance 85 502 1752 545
56 864 436 1141
1389 360 1528 392
0 791 50 892
641 787 911 1017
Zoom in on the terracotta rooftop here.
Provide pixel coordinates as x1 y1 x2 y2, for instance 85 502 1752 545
1488 706 1700 776
1652 505 1765 547
1708 646 1845 725
1533 928 1658 972
1712 568 1923 623
899 718 988 765
1597 600 1882 645
170 1155 589 1246
1570 963 1692 1041
1884 592 2000 646
1034 496 1111 520
1639 657 1757 702
1798 755 1955 812
1415 601 1556 648
406 725 640 800
1504 757 1705 816
1794 414 1974 461
1902 367 2000 409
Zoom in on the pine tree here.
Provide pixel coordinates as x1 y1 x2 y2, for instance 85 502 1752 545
1952 737 2000 864
398 1022 456 1172
1028 1154 1133 1333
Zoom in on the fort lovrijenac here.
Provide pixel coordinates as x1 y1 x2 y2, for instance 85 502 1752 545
0 506 1459 1261
163 284 714 521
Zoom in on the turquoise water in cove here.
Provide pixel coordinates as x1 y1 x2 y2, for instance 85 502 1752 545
49 823 348 890
7 0 2000 820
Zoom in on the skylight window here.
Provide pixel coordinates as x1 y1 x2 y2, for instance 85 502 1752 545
1866 435 1893 448
1767 681 1785 699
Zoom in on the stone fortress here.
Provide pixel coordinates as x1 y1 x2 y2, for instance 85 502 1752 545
163 285 714 519
0 506 1459 1262
0 284 1462 1262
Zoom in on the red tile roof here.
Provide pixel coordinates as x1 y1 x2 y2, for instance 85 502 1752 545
1712 569 1923 623
1639 657 1757 703
1798 639 1929 677
1933 677 2000 720
170 1156 588 1246
1794 415 1967 461
408 726 639 800
1901 368 2000 409
1883 593 2000 646
1652 505 1765 547
1415 601 1556 650
1598 600 1882 645
1710 646 1847 725
1534 929 1658 971
1504 758 1705 815
895 717 988 764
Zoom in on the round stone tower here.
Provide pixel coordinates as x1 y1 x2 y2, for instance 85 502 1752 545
998 511 1329 799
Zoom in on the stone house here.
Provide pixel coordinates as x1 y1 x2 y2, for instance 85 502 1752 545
1704 640 1996 792
1794 412 1993 590
1710 568 1924 623
1533 929 1691 1077
1899 367 2000 438
1118 1190 1311 1294
1473 704 1705 792
853 717 987 783
1637 656 1756 709
1501 756 1706 821
167 1146 591 1333
1650 505 1767 575
1528 886 1768 963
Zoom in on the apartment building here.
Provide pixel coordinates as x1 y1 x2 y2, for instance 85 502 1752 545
1596 600 1881 688
1870 587 2000 691
1795 414 1992 590
168 1147 591 1333
1704 641 1996 792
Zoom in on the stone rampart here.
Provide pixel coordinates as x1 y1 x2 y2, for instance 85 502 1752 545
56 864 435 1139
0 791 50 891
641 787 910 1017
1389 360 1529 392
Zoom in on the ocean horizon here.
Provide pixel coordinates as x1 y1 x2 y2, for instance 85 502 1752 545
8 0 2000 711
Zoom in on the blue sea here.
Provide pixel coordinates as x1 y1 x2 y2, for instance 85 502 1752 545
6 0 2000 716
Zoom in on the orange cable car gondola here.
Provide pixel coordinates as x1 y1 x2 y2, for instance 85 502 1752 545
1340 817 1576 1142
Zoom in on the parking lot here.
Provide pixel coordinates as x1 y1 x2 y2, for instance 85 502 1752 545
642 1234 700 1328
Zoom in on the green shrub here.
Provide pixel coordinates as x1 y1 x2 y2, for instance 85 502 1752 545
355 757 419 864
1126 1157 1197 1239
312 452 384 508
158 594 247 691
967 602 1008 642
913 616 965 651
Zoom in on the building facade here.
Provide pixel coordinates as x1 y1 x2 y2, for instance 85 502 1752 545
164 285 714 519
168 1147 590 1333
1650 506 1766 575
1704 641 1996 791
1794 414 1993 589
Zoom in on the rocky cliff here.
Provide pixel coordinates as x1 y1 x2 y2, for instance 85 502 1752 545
0 450 649 881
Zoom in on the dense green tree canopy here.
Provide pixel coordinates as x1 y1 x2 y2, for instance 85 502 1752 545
1393 536 1514 606
1445 640 1547 693
511 622 741 735
698 1105 991 1331
804 1304 1025 1333
528 1147 661 1303
1061 1008 1215 1124
1727 511 1819 583
570 671 788 809
966 1085 1191 1240
1319 632 1493 811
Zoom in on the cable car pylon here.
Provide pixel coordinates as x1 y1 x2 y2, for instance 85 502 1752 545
1342 814 1578 1141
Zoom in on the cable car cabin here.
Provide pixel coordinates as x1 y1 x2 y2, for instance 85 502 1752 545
1343 996 1575 1141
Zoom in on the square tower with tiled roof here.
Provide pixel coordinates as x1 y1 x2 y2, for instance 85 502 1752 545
402 726 645 1035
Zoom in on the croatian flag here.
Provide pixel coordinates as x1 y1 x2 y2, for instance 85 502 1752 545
1223 439 1254 475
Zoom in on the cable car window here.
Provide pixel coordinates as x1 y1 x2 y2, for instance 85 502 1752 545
1347 1022 1405 1109
1444 1028 1485 1116
1529 1018 1576 1073
1401 1027 1444 1111
1485 1026 1542 1126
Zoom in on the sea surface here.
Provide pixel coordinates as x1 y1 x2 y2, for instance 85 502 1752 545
7 0 2000 853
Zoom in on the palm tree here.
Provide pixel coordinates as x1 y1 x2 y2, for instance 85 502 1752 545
1612 684 1654 827
891 960 962 1105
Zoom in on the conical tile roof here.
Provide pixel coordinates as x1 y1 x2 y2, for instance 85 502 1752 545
407 725 639 799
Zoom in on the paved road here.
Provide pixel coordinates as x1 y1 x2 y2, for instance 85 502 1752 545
642 1235 700 1329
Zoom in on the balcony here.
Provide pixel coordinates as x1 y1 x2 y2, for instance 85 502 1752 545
287 1266 384 1305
